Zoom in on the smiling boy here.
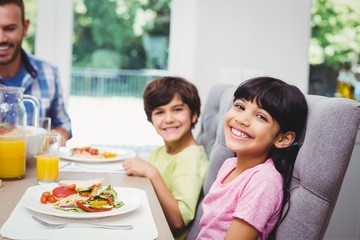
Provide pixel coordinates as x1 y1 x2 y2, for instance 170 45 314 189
122 76 208 239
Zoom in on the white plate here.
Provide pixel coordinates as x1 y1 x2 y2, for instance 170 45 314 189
22 184 141 219
59 145 136 163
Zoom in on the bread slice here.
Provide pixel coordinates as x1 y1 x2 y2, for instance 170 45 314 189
59 178 104 192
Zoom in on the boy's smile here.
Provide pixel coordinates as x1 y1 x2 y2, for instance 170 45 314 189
162 126 179 132
151 94 196 152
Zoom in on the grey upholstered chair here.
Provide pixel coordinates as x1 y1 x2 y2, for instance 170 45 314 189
186 84 360 240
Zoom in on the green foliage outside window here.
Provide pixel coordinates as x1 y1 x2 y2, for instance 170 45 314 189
24 0 360 82
23 0 38 54
72 0 171 70
308 0 360 96
309 0 360 70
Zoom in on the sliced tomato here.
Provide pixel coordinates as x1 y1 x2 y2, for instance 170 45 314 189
0 128 10 135
42 191 51 197
52 185 77 198
68 184 76 191
82 147 91 153
76 201 112 212
89 148 99 155
103 194 114 206
48 195 57 203
40 195 48 204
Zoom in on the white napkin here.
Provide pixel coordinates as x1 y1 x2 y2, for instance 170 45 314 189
0 188 158 240
59 160 126 173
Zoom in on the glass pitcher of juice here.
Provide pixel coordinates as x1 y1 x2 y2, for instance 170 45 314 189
0 85 40 180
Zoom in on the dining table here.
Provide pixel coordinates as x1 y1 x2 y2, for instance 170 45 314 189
0 156 174 240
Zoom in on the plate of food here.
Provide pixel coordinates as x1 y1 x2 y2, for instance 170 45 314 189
59 145 136 163
22 178 141 219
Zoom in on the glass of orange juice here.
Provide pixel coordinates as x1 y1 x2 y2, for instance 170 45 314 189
36 133 61 184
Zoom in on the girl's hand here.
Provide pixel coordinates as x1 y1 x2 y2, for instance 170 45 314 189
122 157 157 178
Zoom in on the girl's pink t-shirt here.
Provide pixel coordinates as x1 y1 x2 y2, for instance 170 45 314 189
197 157 283 240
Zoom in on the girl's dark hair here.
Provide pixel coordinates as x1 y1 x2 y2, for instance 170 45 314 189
143 76 201 128
233 76 308 238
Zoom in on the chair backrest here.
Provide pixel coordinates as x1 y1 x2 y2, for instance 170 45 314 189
186 84 360 240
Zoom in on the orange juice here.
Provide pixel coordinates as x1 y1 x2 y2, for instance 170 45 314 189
0 138 26 179
36 154 59 183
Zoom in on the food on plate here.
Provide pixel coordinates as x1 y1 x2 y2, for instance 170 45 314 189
39 178 124 212
0 122 14 135
71 146 118 159
0 123 36 136
59 178 104 197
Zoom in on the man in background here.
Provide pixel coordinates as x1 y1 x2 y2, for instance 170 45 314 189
0 0 72 145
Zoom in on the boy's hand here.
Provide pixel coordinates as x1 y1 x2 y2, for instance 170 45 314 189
122 157 157 178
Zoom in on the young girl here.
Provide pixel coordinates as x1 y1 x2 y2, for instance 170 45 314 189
196 77 308 240
122 76 208 239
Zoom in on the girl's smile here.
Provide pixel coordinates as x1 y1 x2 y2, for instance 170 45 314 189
230 126 252 140
224 98 281 163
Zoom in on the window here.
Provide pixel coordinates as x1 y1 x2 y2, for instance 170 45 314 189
308 0 360 99
69 0 171 146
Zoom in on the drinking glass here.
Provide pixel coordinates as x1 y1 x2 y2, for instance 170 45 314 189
39 117 51 132
36 133 61 184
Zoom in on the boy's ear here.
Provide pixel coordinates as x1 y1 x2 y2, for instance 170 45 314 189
274 131 295 149
191 113 198 124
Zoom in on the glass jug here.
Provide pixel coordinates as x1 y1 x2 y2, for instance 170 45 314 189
0 85 40 180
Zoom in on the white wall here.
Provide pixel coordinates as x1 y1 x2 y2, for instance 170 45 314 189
35 0 73 104
169 0 312 102
169 1 360 239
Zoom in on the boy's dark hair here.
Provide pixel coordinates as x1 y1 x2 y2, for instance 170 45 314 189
233 76 308 238
0 0 25 22
143 76 201 128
